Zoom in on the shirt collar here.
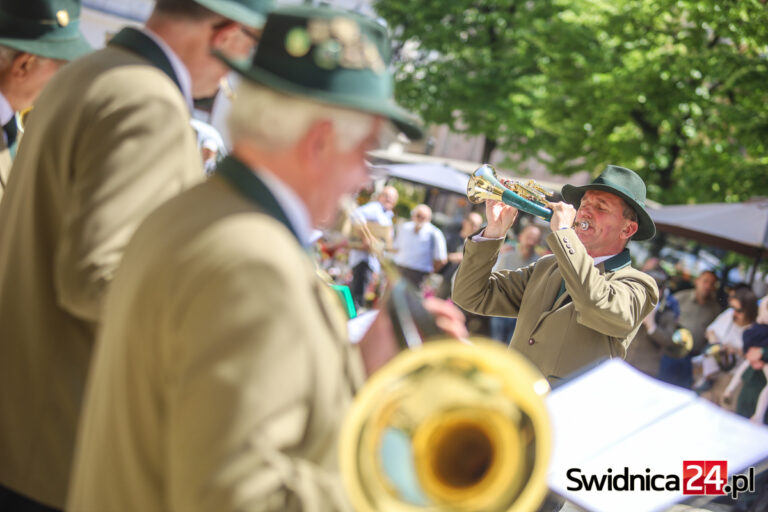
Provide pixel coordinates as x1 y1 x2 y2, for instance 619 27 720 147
256 168 313 247
593 254 615 266
141 27 193 111
0 92 14 139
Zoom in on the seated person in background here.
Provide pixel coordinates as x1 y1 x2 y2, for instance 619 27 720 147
723 323 768 424
348 186 398 309
659 270 721 388
696 287 758 405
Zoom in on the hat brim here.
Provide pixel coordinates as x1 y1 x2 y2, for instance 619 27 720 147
0 33 91 61
219 53 424 141
561 183 656 241
194 0 268 28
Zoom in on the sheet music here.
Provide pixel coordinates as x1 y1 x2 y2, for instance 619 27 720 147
546 359 768 512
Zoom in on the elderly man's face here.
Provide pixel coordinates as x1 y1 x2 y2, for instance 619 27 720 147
316 118 383 224
574 190 636 256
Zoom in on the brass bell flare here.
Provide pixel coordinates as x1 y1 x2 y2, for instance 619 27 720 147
340 340 552 512
466 164 554 222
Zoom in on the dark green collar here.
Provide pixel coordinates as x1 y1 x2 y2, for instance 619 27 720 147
602 248 631 272
109 27 182 93
216 156 302 244
3 117 17 159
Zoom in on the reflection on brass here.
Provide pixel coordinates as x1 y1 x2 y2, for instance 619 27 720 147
467 164 554 222
340 340 552 512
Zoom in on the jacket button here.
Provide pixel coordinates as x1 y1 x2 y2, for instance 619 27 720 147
528 337 535 345
563 237 569 243
568 249 575 254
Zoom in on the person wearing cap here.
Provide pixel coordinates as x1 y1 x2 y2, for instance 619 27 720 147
0 1 272 510
723 323 768 424
67 6 465 511
0 0 90 203
453 165 659 382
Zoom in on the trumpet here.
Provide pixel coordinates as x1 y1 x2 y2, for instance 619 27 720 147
467 164 554 222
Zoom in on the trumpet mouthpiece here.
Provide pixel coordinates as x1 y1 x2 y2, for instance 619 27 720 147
578 221 589 231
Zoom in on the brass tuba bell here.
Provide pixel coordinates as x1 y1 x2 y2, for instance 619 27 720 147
340 340 552 512
467 165 554 222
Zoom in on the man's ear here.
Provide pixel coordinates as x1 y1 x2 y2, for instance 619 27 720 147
622 220 639 240
209 21 241 49
10 53 34 78
296 119 335 173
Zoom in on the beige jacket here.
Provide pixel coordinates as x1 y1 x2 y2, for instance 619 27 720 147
0 45 202 507
453 228 658 381
0 132 11 203
68 170 364 511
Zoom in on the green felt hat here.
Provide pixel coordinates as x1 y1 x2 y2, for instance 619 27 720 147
218 5 423 140
0 0 91 61
194 0 273 29
561 165 656 241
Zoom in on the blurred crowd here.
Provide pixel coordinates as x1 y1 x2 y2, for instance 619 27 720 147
313 186 768 428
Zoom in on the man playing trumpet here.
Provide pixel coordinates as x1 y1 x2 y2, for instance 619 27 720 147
453 165 659 382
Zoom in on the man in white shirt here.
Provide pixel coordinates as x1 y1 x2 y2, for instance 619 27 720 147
348 185 398 308
393 204 448 287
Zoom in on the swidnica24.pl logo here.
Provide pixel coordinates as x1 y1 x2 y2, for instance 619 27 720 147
566 461 755 499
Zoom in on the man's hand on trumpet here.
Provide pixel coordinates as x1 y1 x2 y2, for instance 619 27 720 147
483 199 519 238
546 201 578 232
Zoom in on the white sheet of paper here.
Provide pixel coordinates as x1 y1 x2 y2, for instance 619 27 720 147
546 359 768 512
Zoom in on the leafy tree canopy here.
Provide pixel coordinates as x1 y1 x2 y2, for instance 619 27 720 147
376 0 768 204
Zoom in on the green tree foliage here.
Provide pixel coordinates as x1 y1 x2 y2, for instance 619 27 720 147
376 0 768 204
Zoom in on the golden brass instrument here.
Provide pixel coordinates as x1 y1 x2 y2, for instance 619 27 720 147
467 165 554 222
340 340 552 512
339 199 552 511
16 107 32 134
668 328 694 358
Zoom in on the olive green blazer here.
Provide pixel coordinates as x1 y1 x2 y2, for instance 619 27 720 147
68 162 364 512
0 44 202 507
453 228 658 382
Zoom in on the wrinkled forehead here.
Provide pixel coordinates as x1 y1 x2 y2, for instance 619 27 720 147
581 189 623 207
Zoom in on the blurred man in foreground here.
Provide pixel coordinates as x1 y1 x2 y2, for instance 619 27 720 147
0 0 90 202
68 6 465 511
0 1 271 509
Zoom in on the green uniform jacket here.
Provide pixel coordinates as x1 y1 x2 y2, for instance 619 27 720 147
0 43 202 507
453 228 658 382
68 161 364 511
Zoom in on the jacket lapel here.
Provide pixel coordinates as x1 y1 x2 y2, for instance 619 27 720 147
216 156 302 245
109 27 183 93
529 248 632 332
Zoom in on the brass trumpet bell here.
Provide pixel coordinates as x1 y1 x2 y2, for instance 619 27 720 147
340 340 552 512
467 165 553 222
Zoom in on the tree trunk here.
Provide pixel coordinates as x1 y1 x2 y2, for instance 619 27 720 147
482 137 497 163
